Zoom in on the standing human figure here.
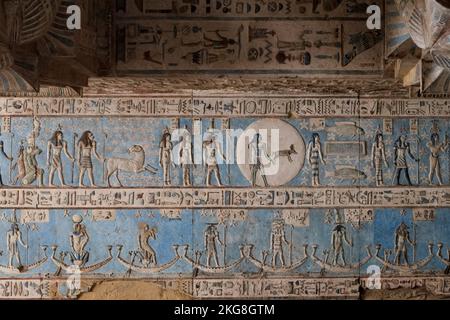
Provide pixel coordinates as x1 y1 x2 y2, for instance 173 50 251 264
306 133 326 186
204 224 223 267
249 133 273 187
270 219 289 267
7 223 27 268
331 224 352 266
179 132 194 187
47 130 74 187
371 132 388 186
427 132 448 185
393 222 415 266
203 134 226 186
77 131 102 187
392 135 418 186
159 130 175 186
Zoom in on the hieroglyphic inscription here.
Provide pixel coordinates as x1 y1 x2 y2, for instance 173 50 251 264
116 0 382 19
20 209 50 223
3 276 450 299
1 187 450 209
0 280 57 299
412 208 435 221
193 278 360 298
115 20 382 75
2 97 450 117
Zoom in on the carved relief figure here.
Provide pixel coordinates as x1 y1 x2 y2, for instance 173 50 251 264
306 133 326 186
137 223 157 266
393 222 415 266
0 140 13 186
22 137 44 186
392 135 418 186
326 209 353 266
159 129 175 186
203 134 226 186
179 131 194 187
47 130 74 187
427 125 449 185
371 131 388 186
248 133 273 187
69 215 90 266
77 131 102 187
6 222 27 269
204 223 223 267
11 142 25 185
331 224 352 266
270 219 289 267
105 145 157 187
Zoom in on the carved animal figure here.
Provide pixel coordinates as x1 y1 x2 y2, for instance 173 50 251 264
274 144 298 163
325 122 365 136
104 145 157 187
325 166 367 181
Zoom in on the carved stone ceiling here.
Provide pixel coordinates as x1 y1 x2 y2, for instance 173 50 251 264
1 0 450 301
0 0 448 96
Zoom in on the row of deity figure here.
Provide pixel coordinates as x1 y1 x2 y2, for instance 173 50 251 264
0 125 449 187
307 127 450 187
2 209 422 272
0 128 226 188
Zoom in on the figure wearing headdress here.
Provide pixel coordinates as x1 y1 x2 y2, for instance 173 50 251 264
371 127 388 186
427 122 449 185
159 128 175 186
306 133 326 186
179 126 194 187
69 215 90 266
392 134 418 186
204 223 223 267
6 213 27 269
203 131 226 186
393 222 415 266
47 125 74 187
330 209 352 266
270 219 289 267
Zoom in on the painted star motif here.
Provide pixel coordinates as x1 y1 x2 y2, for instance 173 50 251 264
328 133 336 140
134 211 142 218
299 121 309 131
419 163 428 175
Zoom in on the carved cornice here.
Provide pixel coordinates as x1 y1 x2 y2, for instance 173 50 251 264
83 77 409 97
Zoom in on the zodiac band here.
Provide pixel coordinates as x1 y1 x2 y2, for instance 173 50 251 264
1 118 450 189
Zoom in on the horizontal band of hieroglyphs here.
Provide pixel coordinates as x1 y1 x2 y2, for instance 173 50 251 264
1 97 450 117
193 276 450 298
1 187 449 208
2 276 449 299
0 279 58 299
